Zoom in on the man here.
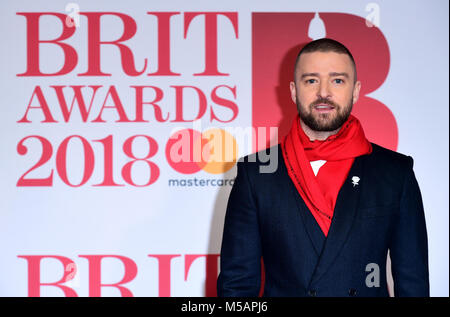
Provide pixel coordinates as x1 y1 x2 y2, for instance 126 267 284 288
217 38 429 297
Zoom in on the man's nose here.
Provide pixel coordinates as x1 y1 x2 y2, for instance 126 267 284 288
317 81 331 99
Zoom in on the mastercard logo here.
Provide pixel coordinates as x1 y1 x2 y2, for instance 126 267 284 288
165 128 238 174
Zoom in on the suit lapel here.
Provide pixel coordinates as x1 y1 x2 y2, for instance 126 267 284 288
280 144 325 257
309 154 366 285
289 180 326 256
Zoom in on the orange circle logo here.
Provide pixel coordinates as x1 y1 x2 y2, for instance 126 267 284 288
166 128 238 174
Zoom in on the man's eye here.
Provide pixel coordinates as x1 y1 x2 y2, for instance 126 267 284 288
334 78 344 84
305 79 316 84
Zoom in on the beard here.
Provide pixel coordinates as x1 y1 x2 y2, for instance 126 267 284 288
296 96 353 132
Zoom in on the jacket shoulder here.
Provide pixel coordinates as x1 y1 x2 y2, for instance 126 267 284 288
236 144 283 176
369 143 414 170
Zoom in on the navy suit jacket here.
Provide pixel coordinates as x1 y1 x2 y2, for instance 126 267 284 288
217 143 429 297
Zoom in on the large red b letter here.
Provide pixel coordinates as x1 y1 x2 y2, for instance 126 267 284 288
18 255 78 297
16 13 77 76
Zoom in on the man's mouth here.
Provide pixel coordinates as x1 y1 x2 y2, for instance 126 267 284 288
313 103 335 113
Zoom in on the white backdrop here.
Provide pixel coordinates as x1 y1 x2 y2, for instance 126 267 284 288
0 0 448 297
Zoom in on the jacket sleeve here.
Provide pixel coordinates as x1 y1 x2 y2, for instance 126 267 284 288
389 156 429 296
217 160 262 297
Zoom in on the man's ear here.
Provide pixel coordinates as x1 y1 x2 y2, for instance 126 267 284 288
352 80 361 104
289 81 297 103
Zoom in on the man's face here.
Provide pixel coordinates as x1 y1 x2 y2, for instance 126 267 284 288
290 51 361 132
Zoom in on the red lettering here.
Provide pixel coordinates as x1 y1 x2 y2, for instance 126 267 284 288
184 254 220 297
122 135 160 187
170 85 207 122
131 86 168 122
79 12 147 77
56 136 95 187
147 12 181 76
18 254 223 296
92 135 124 187
51 85 102 122
18 255 78 297
92 86 130 122
210 85 238 123
17 136 54 187
79 255 137 297
184 12 238 76
148 254 181 297
18 86 57 123
17 13 77 76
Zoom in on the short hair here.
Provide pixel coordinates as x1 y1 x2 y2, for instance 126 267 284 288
294 38 357 82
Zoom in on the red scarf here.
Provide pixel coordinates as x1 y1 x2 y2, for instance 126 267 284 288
281 114 372 236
